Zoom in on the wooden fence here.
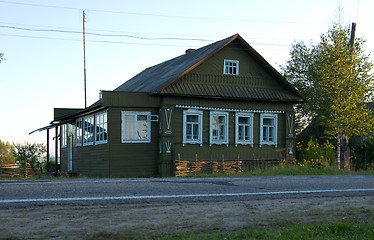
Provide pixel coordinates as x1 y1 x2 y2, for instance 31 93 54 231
0 163 34 178
175 153 282 177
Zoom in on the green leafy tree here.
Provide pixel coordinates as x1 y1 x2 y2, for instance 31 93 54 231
13 142 46 172
0 140 16 165
282 24 374 169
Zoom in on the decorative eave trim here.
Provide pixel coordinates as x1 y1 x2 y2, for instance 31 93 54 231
175 105 284 114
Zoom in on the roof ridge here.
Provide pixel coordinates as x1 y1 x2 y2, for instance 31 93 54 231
114 34 238 93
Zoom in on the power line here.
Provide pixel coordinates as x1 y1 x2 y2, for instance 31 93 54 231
0 0 324 25
0 24 292 47
0 33 292 52
0 33 203 48
0 21 298 42
0 25 214 42
0 21 221 39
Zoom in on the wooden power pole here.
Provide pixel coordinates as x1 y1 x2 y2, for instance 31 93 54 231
349 22 356 50
83 10 87 108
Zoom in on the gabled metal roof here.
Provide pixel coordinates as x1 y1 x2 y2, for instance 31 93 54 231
114 34 305 102
114 34 237 93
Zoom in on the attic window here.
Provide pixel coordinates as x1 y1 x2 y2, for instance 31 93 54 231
224 60 239 75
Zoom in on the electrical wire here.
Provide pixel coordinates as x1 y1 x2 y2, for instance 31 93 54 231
0 0 324 25
0 24 292 47
0 25 213 42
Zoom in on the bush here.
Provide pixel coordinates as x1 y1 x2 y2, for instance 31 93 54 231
13 142 46 173
351 137 374 170
296 138 336 167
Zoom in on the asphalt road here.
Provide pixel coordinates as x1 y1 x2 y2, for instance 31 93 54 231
1 175 374 207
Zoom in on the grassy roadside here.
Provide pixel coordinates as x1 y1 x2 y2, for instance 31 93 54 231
88 222 374 240
1 165 373 180
181 165 374 178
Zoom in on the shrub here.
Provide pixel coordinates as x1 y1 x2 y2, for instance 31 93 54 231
296 138 336 167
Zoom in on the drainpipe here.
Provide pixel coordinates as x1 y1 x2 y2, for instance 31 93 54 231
47 128 50 172
55 126 59 174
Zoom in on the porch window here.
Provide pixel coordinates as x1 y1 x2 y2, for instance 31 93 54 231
95 112 108 144
260 113 278 147
75 119 83 146
121 111 151 143
235 112 253 147
210 111 229 146
183 109 203 146
61 124 67 148
83 115 94 146
223 59 239 75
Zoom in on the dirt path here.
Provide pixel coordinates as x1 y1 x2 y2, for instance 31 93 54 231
1 195 373 239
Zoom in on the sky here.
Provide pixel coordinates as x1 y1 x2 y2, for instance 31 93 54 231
0 0 373 154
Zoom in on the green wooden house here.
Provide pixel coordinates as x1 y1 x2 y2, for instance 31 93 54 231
51 34 304 177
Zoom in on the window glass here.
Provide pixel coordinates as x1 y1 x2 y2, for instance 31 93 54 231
212 116 226 140
83 116 94 145
122 112 151 143
95 112 108 144
260 114 278 147
183 110 203 146
61 124 67 148
210 112 229 146
235 113 253 146
136 115 148 140
75 119 83 146
186 115 199 140
224 60 239 75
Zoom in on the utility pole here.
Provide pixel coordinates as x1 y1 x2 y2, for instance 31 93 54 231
349 22 356 50
83 10 87 108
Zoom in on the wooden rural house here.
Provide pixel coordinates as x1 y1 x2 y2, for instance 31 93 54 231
48 34 305 177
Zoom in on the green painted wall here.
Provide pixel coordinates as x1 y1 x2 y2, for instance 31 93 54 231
72 144 110 177
108 107 159 178
158 95 295 176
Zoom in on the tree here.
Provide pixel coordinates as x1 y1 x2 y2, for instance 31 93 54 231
13 142 47 172
0 53 4 63
0 140 16 165
282 24 374 169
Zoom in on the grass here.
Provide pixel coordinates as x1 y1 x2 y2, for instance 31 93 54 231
0 172 83 181
1 164 373 181
87 222 374 240
181 165 374 178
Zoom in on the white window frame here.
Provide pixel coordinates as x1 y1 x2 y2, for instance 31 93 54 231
61 124 67 148
210 111 229 147
223 59 239 75
260 113 278 147
235 112 254 147
75 118 83 147
95 111 108 145
83 115 95 146
121 111 151 143
182 109 203 146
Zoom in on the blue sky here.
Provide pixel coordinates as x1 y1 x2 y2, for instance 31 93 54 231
0 0 373 152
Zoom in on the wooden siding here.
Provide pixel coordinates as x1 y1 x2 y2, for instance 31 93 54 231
60 148 67 172
158 95 294 176
102 91 160 107
72 144 110 177
54 108 83 121
108 107 159 178
161 39 299 102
